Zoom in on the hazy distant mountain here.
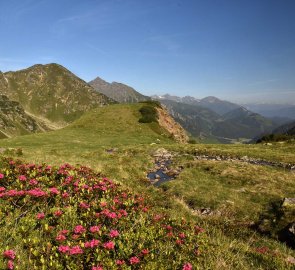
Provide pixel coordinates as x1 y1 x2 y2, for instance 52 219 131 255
244 103 295 119
151 94 200 105
89 77 150 103
213 107 275 139
0 64 114 128
157 99 220 139
199 96 241 115
271 120 295 136
152 94 241 115
153 97 276 142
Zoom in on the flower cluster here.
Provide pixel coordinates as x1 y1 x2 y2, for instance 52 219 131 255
0 158 205 269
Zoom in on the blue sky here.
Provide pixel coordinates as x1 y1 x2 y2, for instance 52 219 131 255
0 0 295 104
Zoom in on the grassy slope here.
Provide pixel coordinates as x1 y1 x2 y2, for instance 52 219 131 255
0 103 295 269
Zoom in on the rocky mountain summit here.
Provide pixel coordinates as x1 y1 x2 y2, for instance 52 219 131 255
89 76 150 103
0 64 114 128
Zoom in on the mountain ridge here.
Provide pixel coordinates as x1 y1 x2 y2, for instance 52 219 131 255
0 63 115 132
89 76 150 103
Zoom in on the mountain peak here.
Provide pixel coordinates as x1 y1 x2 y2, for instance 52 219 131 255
89 77 150 103
201 96 221 103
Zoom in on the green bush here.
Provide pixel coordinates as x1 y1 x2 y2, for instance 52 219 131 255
138 105 158 123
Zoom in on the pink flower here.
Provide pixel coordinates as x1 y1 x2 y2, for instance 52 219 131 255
72 234 80 240
84 239 100 248
3 250 16 260
179 232 186 239
49 187 59 195
59 230 69 235
100 201 107 207
107 212 117 219
54 210 63 217
183 263 192 270
29 179 38 186
58 245 70 254
27 188 47 197
194 226 205 234
176 239 183 245
36 212 45 220
129 256 140 265
109 229 119 238
7 260 14 270
0 173 4 179
0 187 6 192
18 175 26 181
103 241 115 250
74 225 86 234
69 245 83 255
56 234 66 241
89 226 100 233
79 202 90 209
62 192 69 198
116 260 125 265
141 249 149 256
92 266 103 270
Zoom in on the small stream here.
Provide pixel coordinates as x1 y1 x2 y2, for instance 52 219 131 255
147 160 174 186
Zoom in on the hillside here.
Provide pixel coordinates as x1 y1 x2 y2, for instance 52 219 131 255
0 95 41 138
0 64 114 127
213 107 275 139
89 77 150 103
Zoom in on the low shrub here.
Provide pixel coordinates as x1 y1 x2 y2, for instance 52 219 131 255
0 158 206 269
138 105 158 123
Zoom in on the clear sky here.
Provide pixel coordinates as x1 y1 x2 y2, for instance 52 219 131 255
0 0 295 104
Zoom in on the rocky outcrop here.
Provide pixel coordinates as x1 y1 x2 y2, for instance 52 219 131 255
157 106 188 143
259 198 295 248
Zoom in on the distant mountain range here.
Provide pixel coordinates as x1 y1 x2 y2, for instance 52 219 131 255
89 77 150 103
244 103 295 121
152 94 276 142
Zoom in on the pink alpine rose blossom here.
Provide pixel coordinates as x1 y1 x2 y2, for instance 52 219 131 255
69 246 83 255
74 225 86 234
103 241 115 250
49 187 59 195
116 260 125 265
56 234 66 241
92 266 103 270
89 226 100 233
18 175 26 181
58 245 70 254
54 210 63 217
183 263 193 270
109 229 119 238
84 239 100 248
3 250 16 260
36 212 45 220
129 256 140 265
7 260 14 270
